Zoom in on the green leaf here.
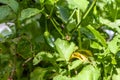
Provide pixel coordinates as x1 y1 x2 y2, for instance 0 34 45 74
87 25 107 47
33 51 54 65
0 0 19 12
108 35 120 54
54 38 75 61
30 67 47 80
39 0 45 4
80 27 95 39
0 68 10 80
99 17 120 33
69 60 82 70
72 65 100 80
57 5 70 23
66 0 89 12
90 41 103 50
45 0 57 5
112 68 120 80
0 6 11 21
19 8 42 21
66 19 76 32
53 75 71 80
17 38 32 59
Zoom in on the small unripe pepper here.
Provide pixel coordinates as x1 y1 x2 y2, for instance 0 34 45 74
44 31 55 48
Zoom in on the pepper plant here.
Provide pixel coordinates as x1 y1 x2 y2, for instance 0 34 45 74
0 0 120 80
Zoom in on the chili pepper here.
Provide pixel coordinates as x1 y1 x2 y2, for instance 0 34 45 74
44 31 55 48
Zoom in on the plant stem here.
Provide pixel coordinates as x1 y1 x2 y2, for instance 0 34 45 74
50 3 55 17
53 18 60 26
108 65 113 80
72 0 97 33
82 0 97 20
67 63 71 77
50 18 65 39
114 2 118 21
45 19 48 31
76 9 82 49
68 8 77 21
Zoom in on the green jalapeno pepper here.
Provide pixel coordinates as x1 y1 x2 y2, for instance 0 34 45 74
44 31 55 48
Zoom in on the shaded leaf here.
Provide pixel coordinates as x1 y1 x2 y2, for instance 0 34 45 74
19 8 42 21
66 19 76 32
57 5 70 23
0 6 11 21
30 67 47 80
80 27 95 39
33 51 54 65
17 38 32 59
0 0 19 12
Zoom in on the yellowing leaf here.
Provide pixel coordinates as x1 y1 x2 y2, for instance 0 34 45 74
70 52 88 61
79 50 93 56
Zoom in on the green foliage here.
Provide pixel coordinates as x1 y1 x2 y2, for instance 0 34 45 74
55 38 75 61
0 0 19 12
30 67 47 80
0 0 120 80
87 25 107 47
0 6 11 21
72 65 100 80
19 8 42 21
66 0 89 12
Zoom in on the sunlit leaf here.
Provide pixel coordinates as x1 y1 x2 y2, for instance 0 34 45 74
45 0 58 5
99 17 120 33
70 52 88 62
111 56 117 65
90 41 103 50
112 68 120 80
54 38 75 61
108 35 120 54
39 0 45 4
69 60 82 70
87 25 107 47
66 0 89 12
72 65 100 80
53 75 71 80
